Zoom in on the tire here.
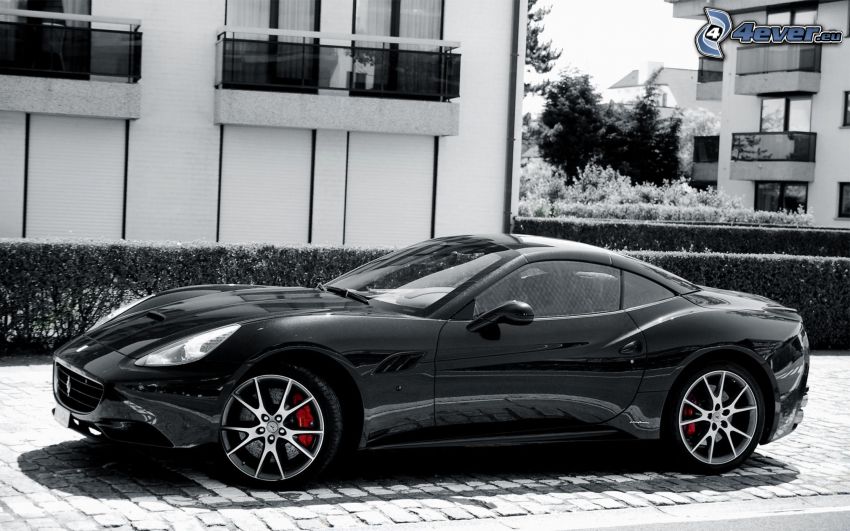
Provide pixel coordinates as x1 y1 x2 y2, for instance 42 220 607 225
218 365 344 488
665 362 765 474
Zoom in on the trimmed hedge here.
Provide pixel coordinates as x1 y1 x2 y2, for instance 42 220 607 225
1 240 848 353
0 240 387 354
514 216 850 257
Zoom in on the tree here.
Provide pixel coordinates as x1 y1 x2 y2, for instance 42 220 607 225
537 73 605 177
678 107 721 177
536 69 683 184
525 0 561 95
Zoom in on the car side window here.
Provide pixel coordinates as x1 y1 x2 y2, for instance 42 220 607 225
474 261 621 318
622 271 674 309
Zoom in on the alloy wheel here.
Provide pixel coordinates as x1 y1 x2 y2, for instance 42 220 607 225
678 369 758 466
221 375 325 481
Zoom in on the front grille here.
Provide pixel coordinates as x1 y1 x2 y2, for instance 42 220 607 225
55 363 104 413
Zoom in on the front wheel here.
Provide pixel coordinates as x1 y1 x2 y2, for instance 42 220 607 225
667 363 765 473
219 366 343 487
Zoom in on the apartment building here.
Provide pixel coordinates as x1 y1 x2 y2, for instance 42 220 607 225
670 0 850 227
0 0 526 246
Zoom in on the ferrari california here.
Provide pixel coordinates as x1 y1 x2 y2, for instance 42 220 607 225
52 235 809 486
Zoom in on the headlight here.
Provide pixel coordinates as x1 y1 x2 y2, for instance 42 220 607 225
87 295 154 333
135 324 240 367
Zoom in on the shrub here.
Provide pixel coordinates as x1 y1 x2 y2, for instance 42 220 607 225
519 163 813 226
514 217 850 256
1 240 847 352
0 239 386 354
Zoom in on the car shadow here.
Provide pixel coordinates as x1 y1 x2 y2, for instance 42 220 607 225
18 437 800 510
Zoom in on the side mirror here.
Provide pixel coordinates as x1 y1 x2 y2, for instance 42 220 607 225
467 300 534 333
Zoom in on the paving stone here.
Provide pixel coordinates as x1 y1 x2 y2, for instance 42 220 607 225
0 355 847 530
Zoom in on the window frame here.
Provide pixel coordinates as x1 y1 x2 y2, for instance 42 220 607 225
843 91 850 127
351 0 445 38
754 181 809 212
225 0 322 30
472 260 624 319
839 183 850 219
766 3 818 25
760 96 812 133
621 270 675 311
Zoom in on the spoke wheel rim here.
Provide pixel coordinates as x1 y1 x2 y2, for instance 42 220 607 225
220 374 325 482
678 369 758 466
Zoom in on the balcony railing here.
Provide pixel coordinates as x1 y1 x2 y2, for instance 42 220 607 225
0 8 141 83
215 27 461 102
693 135 719 163
731 132 817 162
697 57 723 83
736 44 821 76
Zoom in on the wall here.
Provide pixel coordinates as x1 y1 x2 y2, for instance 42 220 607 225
0 0 524 245
0 111 25 238
808 0 850 227
435 0 525 236
93 0 223 241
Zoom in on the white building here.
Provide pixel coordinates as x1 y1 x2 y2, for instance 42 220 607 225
603 61 722 117
670 0 850 227
0 0 526 246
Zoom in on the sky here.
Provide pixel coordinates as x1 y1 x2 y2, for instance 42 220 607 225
524 0 705 114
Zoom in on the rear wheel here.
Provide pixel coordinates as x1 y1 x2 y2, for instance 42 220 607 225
667 363 764 473
219 366 343 487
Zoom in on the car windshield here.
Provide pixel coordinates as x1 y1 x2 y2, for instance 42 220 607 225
329 237 519 313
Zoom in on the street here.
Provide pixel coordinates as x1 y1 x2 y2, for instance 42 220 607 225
0 354 847 530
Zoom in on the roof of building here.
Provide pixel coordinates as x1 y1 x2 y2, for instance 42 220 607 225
609 70 640 89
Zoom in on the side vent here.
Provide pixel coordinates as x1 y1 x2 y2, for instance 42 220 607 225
374 352 425 374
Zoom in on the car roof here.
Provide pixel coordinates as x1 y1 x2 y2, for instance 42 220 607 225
434 234 617 259
430 234 697 295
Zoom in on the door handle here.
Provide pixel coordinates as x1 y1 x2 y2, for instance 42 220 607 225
619 340 642 355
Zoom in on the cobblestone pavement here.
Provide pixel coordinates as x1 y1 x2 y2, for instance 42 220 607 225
0 354 847 530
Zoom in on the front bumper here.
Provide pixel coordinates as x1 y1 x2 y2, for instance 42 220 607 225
52 337 234 448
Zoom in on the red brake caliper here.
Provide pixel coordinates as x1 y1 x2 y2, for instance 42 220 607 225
684 406 696 436
291 392 315 446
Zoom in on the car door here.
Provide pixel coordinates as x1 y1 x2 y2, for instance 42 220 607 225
435 260 646 432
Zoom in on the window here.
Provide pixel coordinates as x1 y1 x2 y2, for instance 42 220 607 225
761 97 812 132
755 182 808 213
843 92 850 127
767 5 817 25
226 0 319 31
474 262 621 318
354 0 443 40
839 183 850 218
622 272 674 309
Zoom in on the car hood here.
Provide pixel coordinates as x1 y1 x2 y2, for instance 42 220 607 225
85 285 367 357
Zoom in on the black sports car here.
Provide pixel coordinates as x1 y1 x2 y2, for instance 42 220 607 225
52 235 809 486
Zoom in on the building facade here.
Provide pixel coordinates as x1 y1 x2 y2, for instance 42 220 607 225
671 0 850 227
603 61 722 117
0 0 526 246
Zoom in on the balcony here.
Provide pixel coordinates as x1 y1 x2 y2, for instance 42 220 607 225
735 45 821 95
692 135 719 182
214 27 461 136
0 8 142 119
697 58 722 101
730 132 817 182
668 1 798 19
